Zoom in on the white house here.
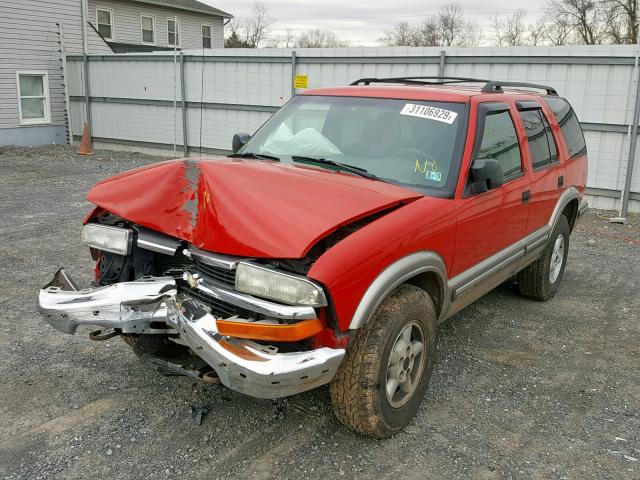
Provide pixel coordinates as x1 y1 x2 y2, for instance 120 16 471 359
0 0 232 146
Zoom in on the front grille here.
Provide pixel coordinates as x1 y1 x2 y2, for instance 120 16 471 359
177 281 259 320
155 253 190 278
192 258 236 288
154 251 259 320
155 253 236 289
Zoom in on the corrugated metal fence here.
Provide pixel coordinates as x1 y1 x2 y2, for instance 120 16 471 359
67 45 640 212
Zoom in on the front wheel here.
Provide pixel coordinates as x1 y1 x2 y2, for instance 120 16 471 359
517 215 570 301
330 284 437 438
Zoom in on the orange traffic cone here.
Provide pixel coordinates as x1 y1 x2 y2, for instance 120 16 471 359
78 122 93 155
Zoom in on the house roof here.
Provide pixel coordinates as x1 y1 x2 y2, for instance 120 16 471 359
132 0 233 18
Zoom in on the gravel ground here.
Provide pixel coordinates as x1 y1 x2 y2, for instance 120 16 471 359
0 145 639 480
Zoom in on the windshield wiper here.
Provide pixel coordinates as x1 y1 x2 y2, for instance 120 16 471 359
291 156 382 182
228 152 281 161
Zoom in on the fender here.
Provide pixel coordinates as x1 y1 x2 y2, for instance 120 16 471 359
548 186 580 235
348 251 449 330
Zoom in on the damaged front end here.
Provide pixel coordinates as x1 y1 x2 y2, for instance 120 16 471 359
38 254 345 399
38 157 424 399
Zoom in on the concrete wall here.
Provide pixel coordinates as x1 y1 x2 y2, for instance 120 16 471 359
67 45 640 212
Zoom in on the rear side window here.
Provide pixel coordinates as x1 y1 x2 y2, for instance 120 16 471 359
544 97 586 158
520 108 558 169
477 110 523 181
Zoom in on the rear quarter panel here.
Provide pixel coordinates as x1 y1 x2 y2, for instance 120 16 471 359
307 196 456 332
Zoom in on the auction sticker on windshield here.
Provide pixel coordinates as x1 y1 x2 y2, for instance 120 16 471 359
400 104 458 124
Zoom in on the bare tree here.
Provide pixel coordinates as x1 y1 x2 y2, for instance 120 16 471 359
550 0 607 44
491 9 527 46
224 2 273 48
380 3 480 47
225 21 252 48
464 21 483 47
296 29 349 48
604 6 627 43
418 18 441 46
528 18 548 45
380 21 421 46
543 13 575 45
245 2 273 48
283 29 295 48
437 3 465 45
603 0 637 43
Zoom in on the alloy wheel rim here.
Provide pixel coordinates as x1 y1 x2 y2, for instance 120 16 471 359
385 321 426 408
549 234 565 284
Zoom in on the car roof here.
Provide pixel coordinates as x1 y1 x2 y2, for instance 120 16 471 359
302 84 551 103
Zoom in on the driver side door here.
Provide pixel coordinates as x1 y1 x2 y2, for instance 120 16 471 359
449 101 531 311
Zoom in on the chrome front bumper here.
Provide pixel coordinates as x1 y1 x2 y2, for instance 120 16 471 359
38 269 345 399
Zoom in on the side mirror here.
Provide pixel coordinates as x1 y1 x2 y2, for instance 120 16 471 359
232 133 251 153
469 158 504 193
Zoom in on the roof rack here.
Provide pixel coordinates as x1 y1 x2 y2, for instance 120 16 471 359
350 76 558 96
350 76 489 86
481 81 557 96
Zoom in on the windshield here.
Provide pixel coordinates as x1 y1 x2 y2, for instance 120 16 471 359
239 95 467 196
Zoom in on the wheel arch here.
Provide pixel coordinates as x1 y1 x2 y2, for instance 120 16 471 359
348 251 449 330
549 187 580 234
562 198 579 232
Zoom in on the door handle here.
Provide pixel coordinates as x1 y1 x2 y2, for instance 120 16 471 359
558 176 565 188
522 190 531 203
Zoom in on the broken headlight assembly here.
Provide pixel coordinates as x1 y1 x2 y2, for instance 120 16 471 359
81 224 133 256
235 262 327 307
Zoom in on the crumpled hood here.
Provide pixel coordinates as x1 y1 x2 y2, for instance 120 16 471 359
87 157 422 258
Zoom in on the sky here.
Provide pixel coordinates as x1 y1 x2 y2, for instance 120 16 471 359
204 0 547 46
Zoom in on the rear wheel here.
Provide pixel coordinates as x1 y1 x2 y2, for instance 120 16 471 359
517 215 570 301
330 284 437 438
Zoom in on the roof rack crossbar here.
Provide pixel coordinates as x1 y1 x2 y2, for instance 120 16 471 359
350 76 490 86
481 81 558 96
350 77 559 96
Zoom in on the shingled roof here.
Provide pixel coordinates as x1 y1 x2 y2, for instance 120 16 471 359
134 0 233 18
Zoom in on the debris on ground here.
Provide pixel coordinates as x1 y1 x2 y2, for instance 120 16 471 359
191 405 210 426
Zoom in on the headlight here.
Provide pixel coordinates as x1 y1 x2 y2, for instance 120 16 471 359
235 262 327 307
81 224 133 256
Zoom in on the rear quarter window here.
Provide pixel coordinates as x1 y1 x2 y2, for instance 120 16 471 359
544 97 587 158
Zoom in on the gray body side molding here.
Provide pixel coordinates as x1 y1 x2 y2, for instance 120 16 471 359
348 251 448 330
347 187 582 330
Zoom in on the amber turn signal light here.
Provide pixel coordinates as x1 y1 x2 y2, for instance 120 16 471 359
216 318 323 342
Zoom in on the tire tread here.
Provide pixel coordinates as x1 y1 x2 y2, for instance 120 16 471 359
330 285 435 438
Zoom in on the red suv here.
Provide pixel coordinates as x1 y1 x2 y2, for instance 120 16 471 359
38 77 588 438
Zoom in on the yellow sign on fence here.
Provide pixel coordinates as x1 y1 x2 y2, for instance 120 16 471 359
294 74 309 89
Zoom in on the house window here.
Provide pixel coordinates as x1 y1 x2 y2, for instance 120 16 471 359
16 72 51 125
97 8 113 40
141 15 155 44
202 24 212 48
168 18 179 46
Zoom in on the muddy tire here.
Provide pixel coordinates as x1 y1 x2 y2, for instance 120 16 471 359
517 215 570 301
121 334 187 359
330 284 437 438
